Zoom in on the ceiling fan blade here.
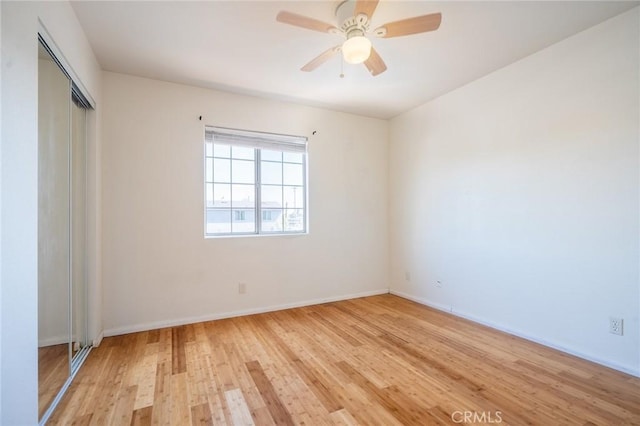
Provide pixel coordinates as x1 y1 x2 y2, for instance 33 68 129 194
301 46 341 72
354 0 379 19
276 11 338 33
374 13 442 38
364 47 387 76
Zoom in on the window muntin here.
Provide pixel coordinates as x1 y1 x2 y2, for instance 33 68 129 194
204 127 307 237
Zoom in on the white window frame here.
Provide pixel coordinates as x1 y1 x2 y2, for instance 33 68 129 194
204 126 308 237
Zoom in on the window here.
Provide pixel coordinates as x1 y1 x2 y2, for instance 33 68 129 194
205 126 308 236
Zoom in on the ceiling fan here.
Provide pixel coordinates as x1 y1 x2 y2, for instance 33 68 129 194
276 0 442 76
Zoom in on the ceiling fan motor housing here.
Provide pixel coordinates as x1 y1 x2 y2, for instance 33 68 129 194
336 0 370 39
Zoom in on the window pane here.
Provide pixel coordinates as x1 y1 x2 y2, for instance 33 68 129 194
206 209 231 234
213 158 230 183
214 144 230 158
261 185 282 207
231 184 254 207
232 209 255 233
261 161 282 185
283 152 303 164
283 163 303 186
205 142 213 157
205 183 213 207
232 159 255 184
205 158 213 182
284 209 304 232
283 186 303 209
213 183 231 206
261 150 282 162
232 146 254 160
261 209 283 232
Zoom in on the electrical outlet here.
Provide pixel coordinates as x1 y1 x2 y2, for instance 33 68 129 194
238 283 246 294
436 280 442 288
609 317 623 336
405 271 411 281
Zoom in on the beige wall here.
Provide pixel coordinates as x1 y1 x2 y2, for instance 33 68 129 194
389 8 640 375
101 72 390 335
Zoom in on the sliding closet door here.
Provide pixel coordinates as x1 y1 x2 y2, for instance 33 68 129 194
71 97 88 358
38 38 93 423
37 42 71 419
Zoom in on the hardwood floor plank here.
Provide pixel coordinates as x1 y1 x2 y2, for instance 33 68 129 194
49 295 640 425
425 406 458 426
184 343 207 408
245 360 294 425
147 330 160 344
130 406 152 426
172 326 187 375
124 333 150 387
328 408 359 425
224 388 255 425
133 343 158 410
111 384 138 425
249 405 275 425
200 353 231 425
170 372 190 425
190 402 213 426
184 323 197 343
68 412 93 426
150 361 171 425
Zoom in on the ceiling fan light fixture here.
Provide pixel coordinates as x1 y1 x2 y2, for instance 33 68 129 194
342 35 372 64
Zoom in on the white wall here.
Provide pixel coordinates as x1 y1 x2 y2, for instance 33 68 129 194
0 1 102 423
102 72 389 335
390 8 640 375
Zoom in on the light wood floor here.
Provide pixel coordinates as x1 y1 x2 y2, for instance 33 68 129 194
49 295 640 425
39 343 69 419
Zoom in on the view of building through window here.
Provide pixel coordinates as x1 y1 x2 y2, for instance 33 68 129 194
204 128 307 236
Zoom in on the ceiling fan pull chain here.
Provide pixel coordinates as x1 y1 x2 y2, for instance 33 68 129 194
340 56 345 78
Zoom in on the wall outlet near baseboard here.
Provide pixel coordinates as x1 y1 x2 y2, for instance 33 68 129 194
238 282 246 294
405 271 411 281
609 317 623 336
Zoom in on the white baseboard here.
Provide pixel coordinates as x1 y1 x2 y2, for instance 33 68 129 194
104 288 390 337
92 331 104 347
40 333 102 348
38 335 68 347
390 289 640 378
390 290 453 313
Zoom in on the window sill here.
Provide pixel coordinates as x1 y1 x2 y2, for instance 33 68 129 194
204 231 308 240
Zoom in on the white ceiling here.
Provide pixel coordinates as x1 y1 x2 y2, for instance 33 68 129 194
71 1 638 119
